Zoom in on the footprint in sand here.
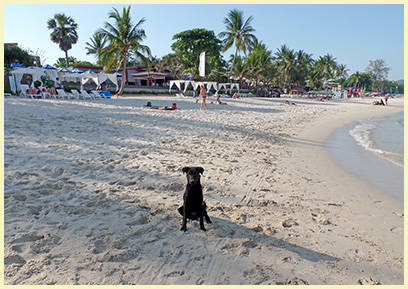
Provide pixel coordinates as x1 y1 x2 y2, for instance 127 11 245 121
91 240 106 254
4 254 26 266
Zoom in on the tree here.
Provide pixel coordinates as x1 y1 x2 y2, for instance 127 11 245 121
85 32 108 66
4 45 36 67
171 29 223 77
335 64 348 80
47 13 79 67
54 57 93 68
344 72 372 90
244 41 272 83
155 53 184 79
366 59 390 90
274 44 296 89
98 6 151 96
314 54 337 81
218 9 257 74
55 56 78 68
293 50 314 87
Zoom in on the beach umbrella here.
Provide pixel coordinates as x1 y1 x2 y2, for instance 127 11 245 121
10 63 26 69
72 68 83 73
84 69 96 74
43 64 56 69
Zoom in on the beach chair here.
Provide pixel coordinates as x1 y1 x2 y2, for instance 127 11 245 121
80 90 94 100
57 89 75 100
91 90 102 99
70 89 82 100
20 84 35 99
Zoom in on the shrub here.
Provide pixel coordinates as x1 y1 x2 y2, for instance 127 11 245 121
4 88 14 95
34 80 41 88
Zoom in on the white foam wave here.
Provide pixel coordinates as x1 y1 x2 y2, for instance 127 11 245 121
349 122 403 167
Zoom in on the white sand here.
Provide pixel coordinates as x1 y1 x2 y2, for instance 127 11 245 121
4 95 404 284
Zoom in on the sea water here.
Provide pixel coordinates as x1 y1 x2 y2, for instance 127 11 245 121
325 112 404 202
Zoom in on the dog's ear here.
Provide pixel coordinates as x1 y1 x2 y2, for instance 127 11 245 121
182 167 189 174
198 167 204 174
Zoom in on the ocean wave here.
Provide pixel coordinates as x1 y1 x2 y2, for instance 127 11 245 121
349 121 403 167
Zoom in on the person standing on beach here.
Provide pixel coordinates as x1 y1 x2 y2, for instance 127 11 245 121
384 95 389 105
199 85 208 110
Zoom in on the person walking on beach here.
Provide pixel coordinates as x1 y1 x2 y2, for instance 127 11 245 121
199 84 208 110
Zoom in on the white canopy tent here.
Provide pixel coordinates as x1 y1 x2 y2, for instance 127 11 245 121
217 83 240 93
10 67 118 94
169 80 219 93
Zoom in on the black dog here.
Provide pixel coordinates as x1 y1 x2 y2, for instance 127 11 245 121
178 166 212 231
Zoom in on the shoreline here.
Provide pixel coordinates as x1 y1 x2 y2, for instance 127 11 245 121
284 97 404 258
325 117 403 202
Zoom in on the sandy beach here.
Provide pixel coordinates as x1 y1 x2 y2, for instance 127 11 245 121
4 95 404 285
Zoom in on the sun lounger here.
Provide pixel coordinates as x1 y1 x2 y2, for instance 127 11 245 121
80 90 94 100
20 84 36 99
56 89 75 100
70 89 82 100
90 90 101 99
91 90 111 99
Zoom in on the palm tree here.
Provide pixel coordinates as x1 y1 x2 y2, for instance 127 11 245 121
98 6 151 96
85 32 108 66
274 44 296 89
315 54 337 81
218 9 257 74
156 53 185 79
47 13 78 68
245 41 272 83
294 50 314 87
335 64 348 80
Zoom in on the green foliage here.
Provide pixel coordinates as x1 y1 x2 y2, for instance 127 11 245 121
375 80 402 93
98 6 151 95
218 9 257 73
171 28 224 78
4 88 15 95
4 45 36 67
155 53 184 79
366 59 390 90
85 31 108 66
63 86 73 93
344 72 372 90
55 57 93 68
34 80 41 88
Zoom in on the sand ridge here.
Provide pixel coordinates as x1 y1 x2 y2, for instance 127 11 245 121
4 95 403 284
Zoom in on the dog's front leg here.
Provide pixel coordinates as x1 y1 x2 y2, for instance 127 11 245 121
181 203 187 231
199 215 206 231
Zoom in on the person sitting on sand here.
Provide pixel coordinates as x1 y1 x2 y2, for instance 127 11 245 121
233 92 239 99
215 94 227 105
151 103 179 110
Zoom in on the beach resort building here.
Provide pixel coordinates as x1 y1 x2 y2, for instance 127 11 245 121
118 65 172 88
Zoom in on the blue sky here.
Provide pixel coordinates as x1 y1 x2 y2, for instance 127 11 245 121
4 4 404 80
